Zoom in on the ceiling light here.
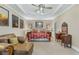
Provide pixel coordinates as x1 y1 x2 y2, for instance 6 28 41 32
32 4 53 15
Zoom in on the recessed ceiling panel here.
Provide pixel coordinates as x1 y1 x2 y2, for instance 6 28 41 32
7 4 72 19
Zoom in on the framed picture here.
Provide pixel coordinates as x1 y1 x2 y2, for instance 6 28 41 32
20 19 24 29
0 6 9 26
28 23 32 29
12 14 19 28
35 21 43 28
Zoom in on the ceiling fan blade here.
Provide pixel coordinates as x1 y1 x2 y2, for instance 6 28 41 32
32 4 52 9
45 7 53 9
32 4 38 7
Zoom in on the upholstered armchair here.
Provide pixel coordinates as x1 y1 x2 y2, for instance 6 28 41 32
0 43 14 55
0 33 33 55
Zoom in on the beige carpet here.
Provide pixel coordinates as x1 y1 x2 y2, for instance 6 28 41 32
32 41 79 55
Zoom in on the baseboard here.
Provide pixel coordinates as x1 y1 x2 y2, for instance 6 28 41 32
72 46 79 52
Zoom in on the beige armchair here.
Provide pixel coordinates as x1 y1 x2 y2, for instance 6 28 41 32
0 33 33 55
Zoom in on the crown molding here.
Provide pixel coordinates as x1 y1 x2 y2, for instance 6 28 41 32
9 4 75 20
17 4 37 19
53 4 63 14
44 5 75 20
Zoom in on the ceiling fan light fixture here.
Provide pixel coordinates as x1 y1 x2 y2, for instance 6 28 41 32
32 4 53 15
36 7 45 15
36 10 44 15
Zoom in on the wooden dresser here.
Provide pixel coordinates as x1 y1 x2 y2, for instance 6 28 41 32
61 34 72 48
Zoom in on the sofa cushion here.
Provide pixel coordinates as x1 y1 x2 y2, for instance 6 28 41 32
0 37 8 43
9 37 18 44
0 39 8 43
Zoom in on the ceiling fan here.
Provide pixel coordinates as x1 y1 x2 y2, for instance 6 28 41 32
32 4 53 14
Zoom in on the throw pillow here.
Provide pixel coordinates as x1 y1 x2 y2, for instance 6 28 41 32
9 37 18 44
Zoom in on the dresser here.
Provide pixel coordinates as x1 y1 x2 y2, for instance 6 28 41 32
61 34 72 48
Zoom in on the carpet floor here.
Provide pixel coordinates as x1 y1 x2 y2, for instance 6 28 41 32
32 41 79 55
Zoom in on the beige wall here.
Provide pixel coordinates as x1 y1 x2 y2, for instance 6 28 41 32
25 20 53 31
24 20 55 39
0 5 25 36
55 5 79 50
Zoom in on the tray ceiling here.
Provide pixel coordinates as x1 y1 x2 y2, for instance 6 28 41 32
7 4 73 19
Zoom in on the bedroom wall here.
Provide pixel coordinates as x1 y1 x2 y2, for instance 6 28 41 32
0 5 25 36
55 5 79 51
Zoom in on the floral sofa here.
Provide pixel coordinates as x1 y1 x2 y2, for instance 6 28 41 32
27 32 51 42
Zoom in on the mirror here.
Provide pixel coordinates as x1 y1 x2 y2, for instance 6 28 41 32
35 21 43 28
